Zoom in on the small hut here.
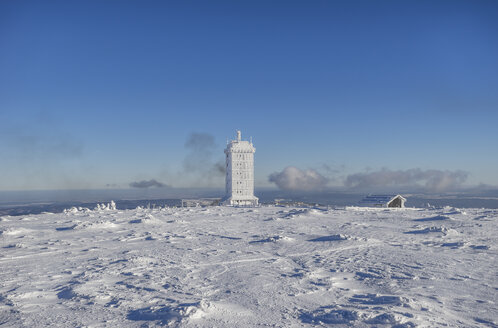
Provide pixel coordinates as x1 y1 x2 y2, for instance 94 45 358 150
359 194 406 208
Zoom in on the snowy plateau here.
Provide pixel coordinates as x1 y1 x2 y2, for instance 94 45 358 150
0 205 497 327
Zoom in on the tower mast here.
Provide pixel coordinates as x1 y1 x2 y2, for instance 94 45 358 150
222 130 258 206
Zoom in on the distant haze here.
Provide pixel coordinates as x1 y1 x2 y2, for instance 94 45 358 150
129 179 168 189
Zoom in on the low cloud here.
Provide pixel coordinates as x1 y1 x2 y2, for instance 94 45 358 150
129 179 169 189
182 133 225 186
183 133 217 172
345 168 468 191
212 160 225 175
269 166 328 191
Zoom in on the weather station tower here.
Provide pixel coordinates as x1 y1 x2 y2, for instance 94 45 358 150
222 130 259 206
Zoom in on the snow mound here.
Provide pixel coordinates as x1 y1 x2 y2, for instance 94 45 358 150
300 307 359 325
443 206 467 215
1 227 33 236
276 208 325 219
87 221 119 229
440 241 467 248
55 224 78 231
349 293 406 305
250 235 292 243
470 244 489 250
188 300 252 320
127 301 209 325
127 305 183 324
404 226 448 234
366 313 415 327
308 234 350 242
128 213 160 224
413 215 451 222
3 243 26 249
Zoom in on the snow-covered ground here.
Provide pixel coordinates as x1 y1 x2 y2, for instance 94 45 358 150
1 205 497 327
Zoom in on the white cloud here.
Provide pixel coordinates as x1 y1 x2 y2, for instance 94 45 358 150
345 168 468 191
269 166 328 191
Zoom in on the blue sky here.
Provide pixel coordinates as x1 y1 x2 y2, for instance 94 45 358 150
1 0 497 191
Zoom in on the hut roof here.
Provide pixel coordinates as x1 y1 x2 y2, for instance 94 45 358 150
359 194 406 207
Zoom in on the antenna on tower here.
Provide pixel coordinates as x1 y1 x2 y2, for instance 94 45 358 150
237 130 241 141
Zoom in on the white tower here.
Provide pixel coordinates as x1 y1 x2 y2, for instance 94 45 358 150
222 130 258 206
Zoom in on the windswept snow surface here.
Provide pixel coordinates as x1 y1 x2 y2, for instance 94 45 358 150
0 205 497 327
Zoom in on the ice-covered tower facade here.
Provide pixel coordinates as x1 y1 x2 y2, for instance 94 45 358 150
222 130 258 206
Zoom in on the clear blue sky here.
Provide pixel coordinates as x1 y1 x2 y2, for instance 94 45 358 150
1 0 497 191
